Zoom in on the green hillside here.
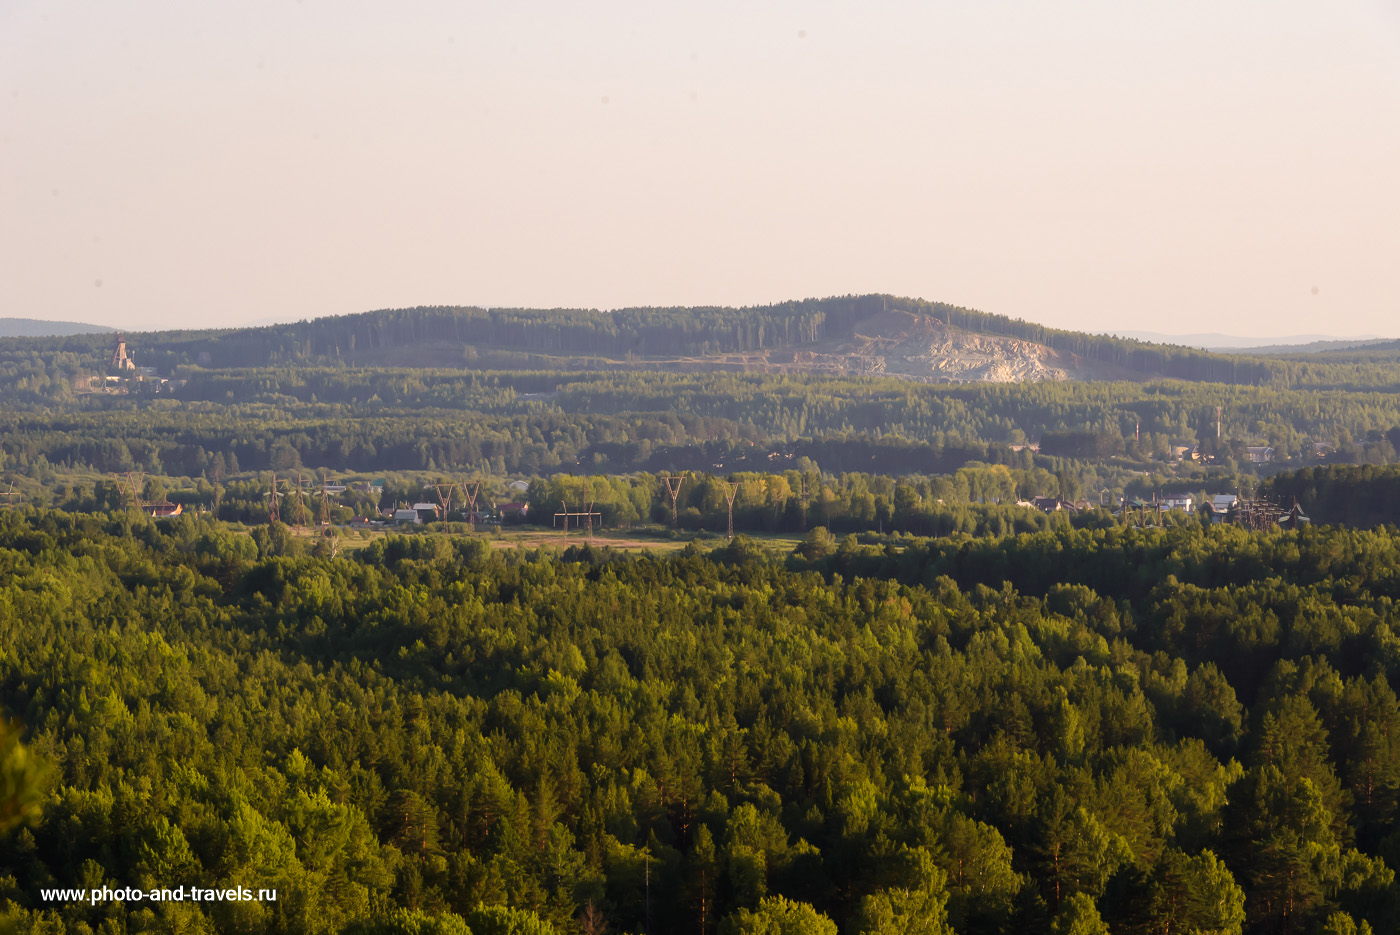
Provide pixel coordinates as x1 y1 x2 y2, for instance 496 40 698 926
3 295 1278 384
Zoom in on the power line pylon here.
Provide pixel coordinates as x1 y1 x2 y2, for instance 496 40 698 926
554 501 602 539
463 481 481 531
663 475 685 528
266 472 281 524
422 487 450 523
427 483 459 521
319 472 335 525
723 481 740 540
291 473 309 526
121 471 146 513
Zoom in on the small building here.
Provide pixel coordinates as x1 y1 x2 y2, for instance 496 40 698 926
1200 494 1238 524
412 502 440 522
1245 446 1275 464
148 502 182 518
1162 496 1193 512
1032 496 1077 513
497 501 530 522
393 509 421 525
1310 442 1335 459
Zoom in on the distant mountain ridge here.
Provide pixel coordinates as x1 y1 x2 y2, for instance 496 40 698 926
1227 338 1396 356
7 295 1283 385
0 317 116 338
1115 330 1388 351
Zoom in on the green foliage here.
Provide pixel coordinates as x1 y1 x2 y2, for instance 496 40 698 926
1146 849 1245 935
463 905 555 935
1049 894 1109 935
345 909 474 935
1 512 1399 934
1261 463 1400 527
720 896 838 935
0 719 46 834
847 851 952 935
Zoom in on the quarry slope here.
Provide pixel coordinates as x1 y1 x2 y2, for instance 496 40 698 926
433 309 1137 383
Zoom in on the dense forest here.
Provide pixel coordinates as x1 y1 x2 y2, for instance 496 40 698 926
3 512 1400 934
1261 465 1400 529
0 296 1280 382
4 369 1400 483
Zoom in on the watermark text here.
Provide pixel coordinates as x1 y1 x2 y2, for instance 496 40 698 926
41 886 276 905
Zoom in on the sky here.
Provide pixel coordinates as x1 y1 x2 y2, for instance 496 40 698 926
2 1 1398 337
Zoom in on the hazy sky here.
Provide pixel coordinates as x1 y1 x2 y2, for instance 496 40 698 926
3 1 1398 336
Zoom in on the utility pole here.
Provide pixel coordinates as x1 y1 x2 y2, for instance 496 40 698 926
799 474 808 531
664 475 685 528
723 481 740 540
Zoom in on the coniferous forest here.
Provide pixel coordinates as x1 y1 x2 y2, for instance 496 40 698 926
4 511 1400 934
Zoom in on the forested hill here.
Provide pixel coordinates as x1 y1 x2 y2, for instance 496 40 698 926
0 318 115 338
5 295 1280 385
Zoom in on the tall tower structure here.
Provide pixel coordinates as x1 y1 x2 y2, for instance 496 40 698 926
723 481 740 540
109 334 136 371
664 475 685 528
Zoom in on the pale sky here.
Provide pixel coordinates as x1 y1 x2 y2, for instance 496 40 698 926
2 1 1398 337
